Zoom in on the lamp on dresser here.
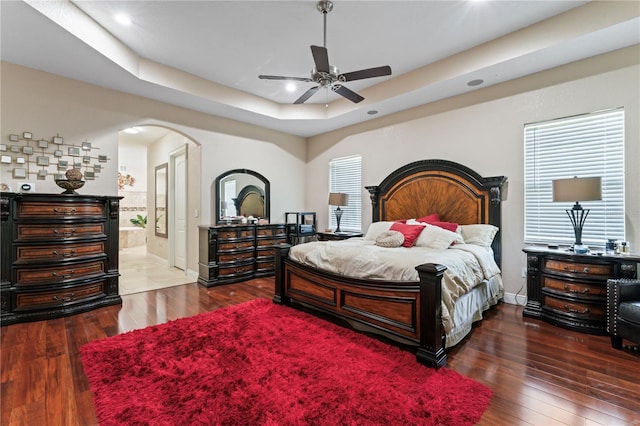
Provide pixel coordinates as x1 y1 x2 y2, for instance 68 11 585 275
328 192 349 233
552 176 601 254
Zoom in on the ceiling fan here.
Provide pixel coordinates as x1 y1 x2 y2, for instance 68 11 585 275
258 0 392 104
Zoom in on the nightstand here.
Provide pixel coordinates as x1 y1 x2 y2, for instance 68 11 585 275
316 231 363 241
523 246 640 335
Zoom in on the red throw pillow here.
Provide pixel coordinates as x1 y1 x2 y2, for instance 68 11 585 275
417 213 439 223
427 221 459 232
390 222 426 248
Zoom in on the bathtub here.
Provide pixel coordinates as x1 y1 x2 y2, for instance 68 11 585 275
119 226 146 248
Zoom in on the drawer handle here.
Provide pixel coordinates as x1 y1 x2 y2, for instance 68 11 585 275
52 293 75 303
563 284 590 294
53 208 77 214
52 271 74 278
562 265 590 274
563 304 590 315
52 250 75 257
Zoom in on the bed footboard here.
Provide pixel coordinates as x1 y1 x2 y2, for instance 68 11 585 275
273 244 448 368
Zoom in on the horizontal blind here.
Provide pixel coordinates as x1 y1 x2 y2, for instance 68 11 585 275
524 108 625 247
329 155 362 231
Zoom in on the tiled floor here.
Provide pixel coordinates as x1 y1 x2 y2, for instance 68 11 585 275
118 245 198 295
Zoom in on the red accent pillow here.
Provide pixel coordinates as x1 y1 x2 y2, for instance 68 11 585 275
426 221 459 232
393 219 407 224
417 213 439 223
390 223 426 248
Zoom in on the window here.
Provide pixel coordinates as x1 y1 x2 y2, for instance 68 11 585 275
524 108 625 247
329 155 362 232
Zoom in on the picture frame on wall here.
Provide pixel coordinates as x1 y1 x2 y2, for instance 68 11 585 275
68 147 80 156
85 171 95 180
38 140 49 149
16 157 25 164
0 144 6 152
53 136 63 144
9 134 19 142
13 168 27 178
23 146 33 155
38 170 48 179
54 150 63 157
22 132 32 140
82 142 91 151
1 156 11 164
36 156 49 166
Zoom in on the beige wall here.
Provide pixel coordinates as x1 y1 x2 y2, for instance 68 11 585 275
305 47 640 303
0 62 307 276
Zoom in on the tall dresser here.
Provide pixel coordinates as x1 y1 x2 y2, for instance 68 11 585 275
1 192 122 325
198 223 288 287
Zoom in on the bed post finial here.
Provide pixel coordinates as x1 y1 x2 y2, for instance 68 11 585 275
365 186 380 221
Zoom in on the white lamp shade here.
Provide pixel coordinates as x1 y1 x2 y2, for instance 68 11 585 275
552 177 602 203
328 192 349 206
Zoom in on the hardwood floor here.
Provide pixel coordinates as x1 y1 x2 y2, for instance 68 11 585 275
1 278 638 425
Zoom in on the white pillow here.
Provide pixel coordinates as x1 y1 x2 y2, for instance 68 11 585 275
459 224 499 247
375 230 405 248
364 221 394 241
414 224 463 250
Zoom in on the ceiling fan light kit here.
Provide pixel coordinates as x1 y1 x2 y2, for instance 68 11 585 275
258 0 392 104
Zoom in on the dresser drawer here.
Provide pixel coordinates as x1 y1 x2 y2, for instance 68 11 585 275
17 202 105 219
217 251 255 263
15 260 105 286
217 229 254 239
218 240 254 251
218 262 254 277
256 227 287 237
543 277 606 297
16 223 105 241
256 237 287 247
544 296 606 319
16 241 105 263
14 281 105 311
544 259 612 276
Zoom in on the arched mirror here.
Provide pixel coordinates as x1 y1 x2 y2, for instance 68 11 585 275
155 163 168 238
215 169 270 223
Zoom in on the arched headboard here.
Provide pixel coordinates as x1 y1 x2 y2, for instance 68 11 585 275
366 159 507 266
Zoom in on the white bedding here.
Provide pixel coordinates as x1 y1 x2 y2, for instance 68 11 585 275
288 238 502 343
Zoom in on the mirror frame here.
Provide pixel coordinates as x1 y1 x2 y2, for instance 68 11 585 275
155 163 168 238
215 168 270 224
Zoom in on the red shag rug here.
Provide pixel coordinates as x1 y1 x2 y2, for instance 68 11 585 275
81 299 491 425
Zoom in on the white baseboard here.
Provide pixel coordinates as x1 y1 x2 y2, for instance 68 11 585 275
503 292 527 307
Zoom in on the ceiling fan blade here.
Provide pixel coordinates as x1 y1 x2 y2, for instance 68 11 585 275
310 45 330 73
294 86 321 104
259 75 313 82
332 84 364 103
339 66 392 82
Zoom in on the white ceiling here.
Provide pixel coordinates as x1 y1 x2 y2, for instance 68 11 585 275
1 1 638 139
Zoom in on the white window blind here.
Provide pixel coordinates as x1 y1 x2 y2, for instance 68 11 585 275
524 108 625 247
329 155 362 232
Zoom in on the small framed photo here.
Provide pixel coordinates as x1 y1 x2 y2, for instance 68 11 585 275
82 141 91 151
82 155 91 164
0 144 6 152
38 170 48 179
38 140 49 149
84 171 95 180
54 150 63 157
53 136 64 144
74 162 82 169
54 173 64 180
22 146 34 155
23 132 32 140
9 134 19 142
1 155 12 164
13 168 27 178
93 164 102 172
16 157 25 164
10 145 20 153
58 160 68 167
36 156 49 166
58 164 68 171
68 147 80 156
98 155 108 163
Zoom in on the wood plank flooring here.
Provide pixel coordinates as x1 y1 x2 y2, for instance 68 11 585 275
2 278 639 425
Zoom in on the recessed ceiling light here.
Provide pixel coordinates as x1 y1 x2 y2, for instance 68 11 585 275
285 83 296 93
467 79 484 87
114 13 132 26
367 110 378 115
123 127 141 134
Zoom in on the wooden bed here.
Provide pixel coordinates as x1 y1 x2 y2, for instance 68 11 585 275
273 159 507 367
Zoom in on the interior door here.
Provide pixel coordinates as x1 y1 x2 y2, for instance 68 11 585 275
173 149 187 270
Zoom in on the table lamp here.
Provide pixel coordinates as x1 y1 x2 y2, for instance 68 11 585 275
328 192 349 233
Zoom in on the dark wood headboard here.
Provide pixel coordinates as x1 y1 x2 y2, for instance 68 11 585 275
365 159 507 266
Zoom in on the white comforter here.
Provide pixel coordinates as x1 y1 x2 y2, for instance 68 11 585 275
288 238 501 336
